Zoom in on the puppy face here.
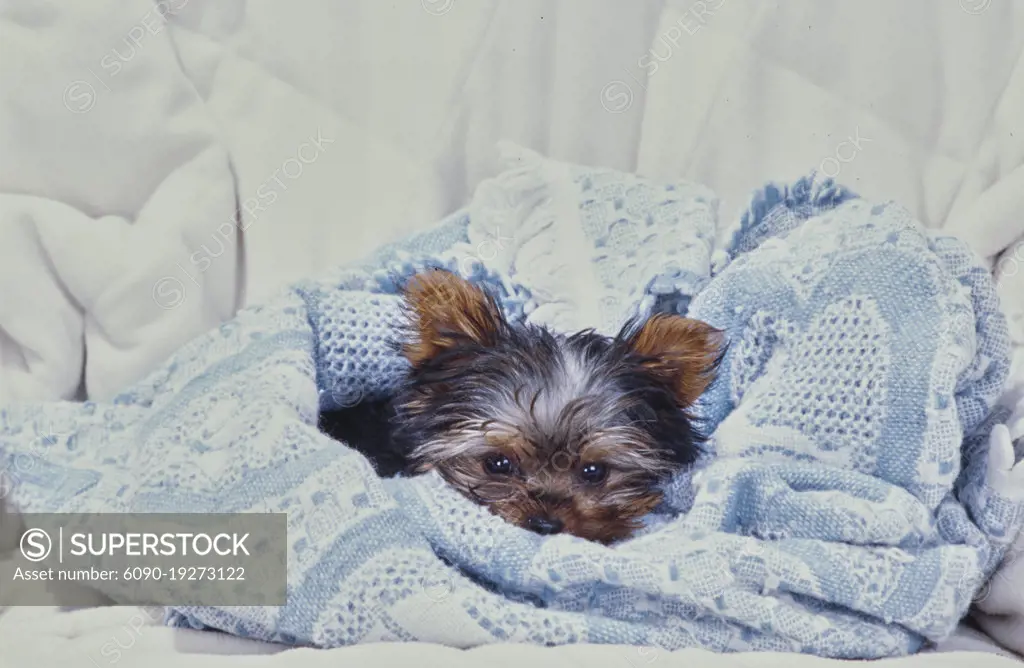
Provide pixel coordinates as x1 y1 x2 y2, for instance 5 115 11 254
393 270 723 544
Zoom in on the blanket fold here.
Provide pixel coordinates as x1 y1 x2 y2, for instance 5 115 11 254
1 145 1022 659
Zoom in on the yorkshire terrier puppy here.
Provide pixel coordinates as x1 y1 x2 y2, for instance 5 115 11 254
320 269 724 544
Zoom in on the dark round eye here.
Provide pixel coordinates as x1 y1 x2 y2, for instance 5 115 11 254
579 462 608 484
483 454 513 475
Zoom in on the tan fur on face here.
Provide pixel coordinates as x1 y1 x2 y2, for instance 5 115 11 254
627 315 724 406
422 424 669 544
402 270 504 367
486 481 663 545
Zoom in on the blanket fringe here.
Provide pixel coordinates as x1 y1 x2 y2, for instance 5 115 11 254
714 171 858 274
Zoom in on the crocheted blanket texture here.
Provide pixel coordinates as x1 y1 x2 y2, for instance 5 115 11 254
1 144 1021 659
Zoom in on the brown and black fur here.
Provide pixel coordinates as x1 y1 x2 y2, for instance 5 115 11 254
320 269 724 544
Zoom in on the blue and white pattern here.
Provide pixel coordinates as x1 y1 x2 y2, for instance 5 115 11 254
1 144 1022 659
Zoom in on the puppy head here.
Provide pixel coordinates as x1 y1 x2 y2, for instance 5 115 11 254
394 269 723 544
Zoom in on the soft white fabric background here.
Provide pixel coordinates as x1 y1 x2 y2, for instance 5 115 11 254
2 0 1022 403
1 0 1024 662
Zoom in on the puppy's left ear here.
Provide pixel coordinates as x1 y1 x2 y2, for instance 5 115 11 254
625 314 724 406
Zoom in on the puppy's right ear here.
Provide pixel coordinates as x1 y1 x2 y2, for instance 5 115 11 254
402 270 505 367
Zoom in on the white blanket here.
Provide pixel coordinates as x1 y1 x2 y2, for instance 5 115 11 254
0 0 662 402
4 0 1022 398
2 0 1024 661
0 602 1020 667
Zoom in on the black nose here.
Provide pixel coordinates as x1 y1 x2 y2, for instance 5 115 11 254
526 516 563 535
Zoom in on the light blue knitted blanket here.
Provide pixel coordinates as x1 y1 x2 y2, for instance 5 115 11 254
2 144 1022 658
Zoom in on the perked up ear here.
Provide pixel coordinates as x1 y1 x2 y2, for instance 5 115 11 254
625 314 725 406
401 269 506 367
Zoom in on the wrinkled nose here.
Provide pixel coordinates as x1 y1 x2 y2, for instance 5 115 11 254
526 516 563 535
